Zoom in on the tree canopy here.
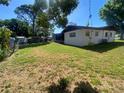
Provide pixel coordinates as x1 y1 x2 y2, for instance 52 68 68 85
15 0 47 35
100 0 124 39
0 19 31 37
48 0 79 28
15 0 79 36
0 0 10 6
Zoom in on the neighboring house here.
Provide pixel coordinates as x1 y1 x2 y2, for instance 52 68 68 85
16 36 27 45
63 25 116 47
10 36 28 48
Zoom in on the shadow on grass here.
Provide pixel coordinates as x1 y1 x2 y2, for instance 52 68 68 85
73 81 99 93
82 42 124 53
48 78 71 93
62 41 124 53
48 78 99 93
19 42 50 49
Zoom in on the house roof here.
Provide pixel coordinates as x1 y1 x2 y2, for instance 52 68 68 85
62 25 116 33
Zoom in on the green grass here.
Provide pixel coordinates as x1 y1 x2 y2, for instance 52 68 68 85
40 41 124 78
0 40 124 93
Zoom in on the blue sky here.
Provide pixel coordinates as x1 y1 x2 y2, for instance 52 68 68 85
0 0 107 33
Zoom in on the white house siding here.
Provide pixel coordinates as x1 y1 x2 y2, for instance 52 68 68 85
64 29 116 47
103 31 116 42
64 30 84 46
92 31 103 44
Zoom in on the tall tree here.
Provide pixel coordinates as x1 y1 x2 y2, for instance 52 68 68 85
100 0 124 39
37 0 78 37
36 13 54 37
15 0 79 36
0 0 10 6
15 0 47 35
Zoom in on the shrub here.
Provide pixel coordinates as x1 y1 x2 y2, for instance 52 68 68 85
28 37 43 44
0 49 5 61
0 27 12 61
28 37 49 44
0 27 12 50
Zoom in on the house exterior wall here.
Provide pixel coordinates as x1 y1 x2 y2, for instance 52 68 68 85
102 30 116 42
64 30 84 46
90 30 103 44
64 29 116 47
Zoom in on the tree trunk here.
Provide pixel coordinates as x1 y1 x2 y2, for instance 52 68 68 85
32 15 36 36
32 19 35 36
120 29 124 40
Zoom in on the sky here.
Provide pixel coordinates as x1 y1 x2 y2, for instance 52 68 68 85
0 0 107 33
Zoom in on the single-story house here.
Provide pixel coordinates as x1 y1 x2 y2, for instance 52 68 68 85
10 36 28 48
63 25 116 47
16 36 28 45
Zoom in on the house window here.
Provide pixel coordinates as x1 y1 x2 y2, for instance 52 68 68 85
105 32 108 37
95 32 99 37
110 32 113 37
69 32 76 37
85 32 90 37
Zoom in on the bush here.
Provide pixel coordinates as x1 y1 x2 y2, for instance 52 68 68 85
0 49 5 61
28 37 48 44
0 27 12 50
0 27 12 61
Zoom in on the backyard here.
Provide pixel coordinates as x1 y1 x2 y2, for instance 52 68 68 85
0 40 124 93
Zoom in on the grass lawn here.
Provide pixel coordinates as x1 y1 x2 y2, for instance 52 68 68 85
0 40 124 93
